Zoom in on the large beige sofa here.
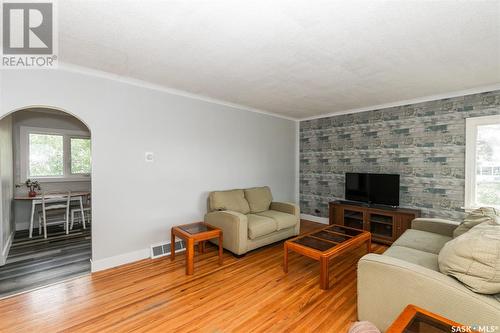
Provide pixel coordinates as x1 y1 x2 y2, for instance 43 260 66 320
358 217 500 331
204 186 299 255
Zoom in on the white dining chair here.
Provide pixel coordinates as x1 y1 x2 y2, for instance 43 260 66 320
37 192 71 239
70 193 91 230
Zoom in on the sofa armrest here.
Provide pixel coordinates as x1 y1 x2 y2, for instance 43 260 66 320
270 202 300 216
358 254 500 332
204 210 248 255
411 218 460 237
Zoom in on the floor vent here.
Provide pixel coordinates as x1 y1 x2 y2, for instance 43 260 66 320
150 240 185 259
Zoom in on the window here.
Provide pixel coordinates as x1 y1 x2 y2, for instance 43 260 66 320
465 115 500 209
70 138 91 174
29 133 64 177
21 127 91 182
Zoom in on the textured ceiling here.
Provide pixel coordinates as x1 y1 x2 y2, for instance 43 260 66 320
59 0 500 119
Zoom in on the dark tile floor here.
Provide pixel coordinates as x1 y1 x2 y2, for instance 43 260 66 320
0 224 91 298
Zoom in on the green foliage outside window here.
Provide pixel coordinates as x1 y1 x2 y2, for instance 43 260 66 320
28 133 91 178
477 182 500 207
71 138 91 174
475 124 500 207
29 134 63 177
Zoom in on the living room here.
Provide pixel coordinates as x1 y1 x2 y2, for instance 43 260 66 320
0 1 499 332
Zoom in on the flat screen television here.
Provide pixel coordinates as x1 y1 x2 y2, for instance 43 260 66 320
345 173 400 207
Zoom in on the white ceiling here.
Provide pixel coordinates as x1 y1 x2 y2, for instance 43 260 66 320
59 0 500 119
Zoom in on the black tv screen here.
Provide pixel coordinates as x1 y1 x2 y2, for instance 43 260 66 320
345 173 400 206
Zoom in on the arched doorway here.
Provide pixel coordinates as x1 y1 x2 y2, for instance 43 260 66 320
0 107 92 298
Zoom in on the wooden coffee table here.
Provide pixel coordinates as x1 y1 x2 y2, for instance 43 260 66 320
284 224 371 290
386 304 480 333
171 222 223 275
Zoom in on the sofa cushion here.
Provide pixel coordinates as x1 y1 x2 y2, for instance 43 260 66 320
439 222 500 294
393 229 451 254
383 245 440 271
209 189 250 214
453 207 500 238
247 214 277 239
256 210 297 230
244 186 273 213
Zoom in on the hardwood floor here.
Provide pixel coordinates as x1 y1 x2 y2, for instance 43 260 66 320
0 225 91 298
0 220 386 332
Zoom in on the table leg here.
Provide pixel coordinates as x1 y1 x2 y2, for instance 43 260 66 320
29 201 35 238
170 229 175 261
42 204 47 239
320 256 329 290
79 197 86 229
198 241 205 254
218 233 223 265
186 238 194 275
283 243 289 273
65 206 69 235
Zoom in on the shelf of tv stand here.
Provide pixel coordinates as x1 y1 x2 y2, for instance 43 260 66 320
370 217 393 226
344 213 363 221
329 201 421 245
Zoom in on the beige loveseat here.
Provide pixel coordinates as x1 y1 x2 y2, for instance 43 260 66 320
204 186 299 255
358 217 500 331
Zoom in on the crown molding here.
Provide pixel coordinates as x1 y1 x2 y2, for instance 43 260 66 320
57 62 298 122
299 83 500 121
55 63 500 123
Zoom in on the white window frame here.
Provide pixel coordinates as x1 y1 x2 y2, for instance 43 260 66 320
464 114 500 209
20 126 91 182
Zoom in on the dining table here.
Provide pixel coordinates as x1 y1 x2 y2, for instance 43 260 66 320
14 191 91 238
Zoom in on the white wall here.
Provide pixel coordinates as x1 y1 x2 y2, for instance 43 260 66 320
0 69 297 270
12 109 91 230
0 115 14 265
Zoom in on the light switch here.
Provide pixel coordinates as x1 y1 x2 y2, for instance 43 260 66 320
145 152 154 162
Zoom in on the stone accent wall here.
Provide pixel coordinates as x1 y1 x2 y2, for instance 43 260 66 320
300 90 500 220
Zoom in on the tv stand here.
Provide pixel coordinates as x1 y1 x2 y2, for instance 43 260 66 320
329 201 421 245
337 200 369 207
337 200 398 210
368 203 398 211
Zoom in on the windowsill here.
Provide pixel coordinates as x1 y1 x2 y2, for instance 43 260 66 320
27 177 91 183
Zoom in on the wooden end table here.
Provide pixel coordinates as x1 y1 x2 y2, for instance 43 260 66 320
284 224 371 290
386 304 480 333
170 222 223 275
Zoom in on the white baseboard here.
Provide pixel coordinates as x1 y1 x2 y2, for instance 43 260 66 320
91 248 150 272
0 231 15 266
52 213 328 273
301 213 329 224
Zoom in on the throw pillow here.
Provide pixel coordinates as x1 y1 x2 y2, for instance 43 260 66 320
453 207 500 238
348 321 380 333
244 186 273 213
209 189 250 214
439 221 500 294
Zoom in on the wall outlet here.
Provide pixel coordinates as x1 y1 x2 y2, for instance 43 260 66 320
145 152 154 162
